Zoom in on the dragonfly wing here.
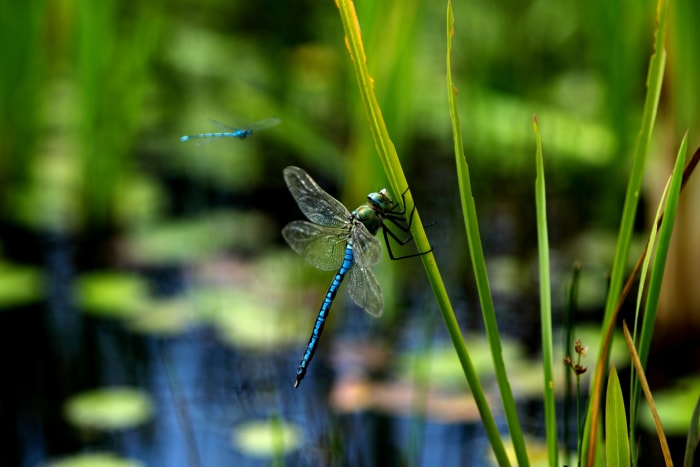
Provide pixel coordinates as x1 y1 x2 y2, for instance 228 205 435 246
284 166 350 227
351 223 382 268
207 119 237 132
208 117 281 132
247 117 281 131
282 221 347 271
347 264 383 317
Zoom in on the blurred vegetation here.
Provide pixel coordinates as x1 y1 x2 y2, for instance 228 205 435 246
3 0 690 236
2 0 691 325
2 0 697 364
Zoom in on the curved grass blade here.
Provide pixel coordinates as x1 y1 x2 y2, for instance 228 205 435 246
335 0 510 464
623 322 672 465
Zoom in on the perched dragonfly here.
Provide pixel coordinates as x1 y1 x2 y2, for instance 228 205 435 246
180 117 280 143
282 166 428 388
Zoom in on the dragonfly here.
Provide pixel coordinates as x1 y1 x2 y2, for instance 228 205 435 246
282 166 428 388
180 117 280 143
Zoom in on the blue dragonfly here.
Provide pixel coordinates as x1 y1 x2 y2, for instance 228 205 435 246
180 117 280 143
282 166 428 388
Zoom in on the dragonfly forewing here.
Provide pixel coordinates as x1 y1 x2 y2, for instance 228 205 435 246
207 117 281 132
282 221 348 271
347 264 383 317
283 166 350 227
350 223 382 268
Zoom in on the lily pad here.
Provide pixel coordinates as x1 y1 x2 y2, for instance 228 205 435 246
125 210 274 265
193 285 302 350
397 334 527 390
0 261 43 309
231 419 304 457
126 297 196 336
191 252 310 349
639 375 700 434
76 272 149 318
64 387 154 431
43 452 144 467
492 436 571 467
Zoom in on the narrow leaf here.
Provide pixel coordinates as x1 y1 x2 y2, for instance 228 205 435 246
622 322 673 466
533 116 558 466
605 366 630 467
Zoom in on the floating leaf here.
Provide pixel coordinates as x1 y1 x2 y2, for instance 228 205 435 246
397 335 526 391
43 451 144 467
64 387 154 431
126 210 274 265
640 376 700 435
231 419 303 457
77 272 149 318
193 285 301 349
126 297 196 336
0 262 42 309
497 436 571 467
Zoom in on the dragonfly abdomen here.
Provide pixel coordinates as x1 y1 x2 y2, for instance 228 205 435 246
179 129 251 142
294 242 355 388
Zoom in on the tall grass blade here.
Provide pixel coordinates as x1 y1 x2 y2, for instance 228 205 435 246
636 129 688 375
0 2 45 197
533 116 557 466
629 132 688 458
581 141 697 467
335 0 510 464
583 0 670 463
628 175 666 466
444 0 527 464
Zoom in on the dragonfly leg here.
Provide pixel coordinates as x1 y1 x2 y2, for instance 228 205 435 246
389 187 437 230
399 187 437 229
380 187 433 260
381 223 432 260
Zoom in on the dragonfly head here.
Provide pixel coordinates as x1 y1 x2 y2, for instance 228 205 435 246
367 189 394 213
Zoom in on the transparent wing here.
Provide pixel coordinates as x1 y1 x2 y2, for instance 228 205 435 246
208 116 280 132
350 222 382 268
283 166 350 227
347 264 383 317
282 220 348 271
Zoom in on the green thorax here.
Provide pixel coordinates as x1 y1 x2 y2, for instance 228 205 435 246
351 188 394 235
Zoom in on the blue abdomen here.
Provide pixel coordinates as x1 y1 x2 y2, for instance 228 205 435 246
294 242 354 387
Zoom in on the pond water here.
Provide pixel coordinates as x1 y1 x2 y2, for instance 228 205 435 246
0 173 694 466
